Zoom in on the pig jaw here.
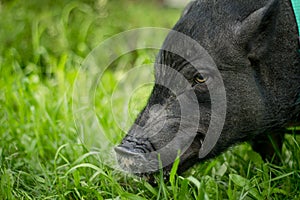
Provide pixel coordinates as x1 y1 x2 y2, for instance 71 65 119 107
115 133 204 182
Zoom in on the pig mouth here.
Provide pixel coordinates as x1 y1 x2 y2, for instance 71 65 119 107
115 133 205 184
115 144 176 185
114 135 159 174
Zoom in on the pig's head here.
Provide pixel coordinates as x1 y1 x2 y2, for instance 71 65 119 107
115 0 298 179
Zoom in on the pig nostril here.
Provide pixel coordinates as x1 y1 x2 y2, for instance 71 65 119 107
119 136 156 153
114 146 138 156
114 145 149 156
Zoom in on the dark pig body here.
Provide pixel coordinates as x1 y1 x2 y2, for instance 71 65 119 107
115 0 300 178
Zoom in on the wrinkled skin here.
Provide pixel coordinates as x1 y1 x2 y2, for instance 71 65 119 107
115 0 300 180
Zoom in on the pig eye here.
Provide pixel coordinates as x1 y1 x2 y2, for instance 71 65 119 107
193 73 207 84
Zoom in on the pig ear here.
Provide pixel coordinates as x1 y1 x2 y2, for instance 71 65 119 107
235 0 279 56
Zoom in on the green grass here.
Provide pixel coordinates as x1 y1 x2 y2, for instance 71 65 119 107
0 0 300 199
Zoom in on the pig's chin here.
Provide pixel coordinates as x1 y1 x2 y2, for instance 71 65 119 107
138 135 204 186
115 132 205 185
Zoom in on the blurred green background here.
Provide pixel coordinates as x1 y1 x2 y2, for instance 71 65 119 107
0 0 179 64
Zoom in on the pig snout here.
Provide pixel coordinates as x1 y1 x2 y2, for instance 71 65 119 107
117 135 155 154
114 136 157 173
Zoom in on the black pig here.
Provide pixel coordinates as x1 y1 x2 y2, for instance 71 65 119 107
115 0 300 178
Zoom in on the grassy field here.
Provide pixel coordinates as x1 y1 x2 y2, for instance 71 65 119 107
0 0 300 199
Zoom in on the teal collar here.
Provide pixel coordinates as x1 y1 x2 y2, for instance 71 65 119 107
291 0 300 41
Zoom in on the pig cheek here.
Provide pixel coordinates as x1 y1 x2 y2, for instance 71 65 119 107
223 78 266 134
149 120 181 151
